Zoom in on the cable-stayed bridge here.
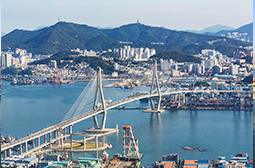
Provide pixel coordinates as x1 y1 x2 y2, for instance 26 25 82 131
1 61 252 158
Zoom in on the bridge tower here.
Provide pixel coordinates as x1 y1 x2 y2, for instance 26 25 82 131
150 60 164 112
93 67 107 129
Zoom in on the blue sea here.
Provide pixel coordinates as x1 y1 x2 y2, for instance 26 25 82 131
1 80 253 167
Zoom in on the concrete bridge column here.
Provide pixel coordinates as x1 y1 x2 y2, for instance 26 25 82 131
102 135 105 147
174 94 177 102
177 93 181 106
37 137 40 146
69 125 73 140
58 128 62 146
8 148 12 157
63 128 66 140
95 136 98 149
44 134 47 143
20 144 23 154
49 132 52 147
25 142 28 152
211 92 214 98
32 139 35 148
4 150 7 159
58 129 60 146
54 130 57 139
70 135 73 150
83 136 86 150
61 133 63 148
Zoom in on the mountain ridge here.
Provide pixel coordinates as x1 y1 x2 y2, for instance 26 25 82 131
1 21 252 55
186 24 235 34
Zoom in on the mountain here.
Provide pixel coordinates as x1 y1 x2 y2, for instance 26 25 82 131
204 22 253 42
1 21 252 55
186 25 235 34
200 25 235 34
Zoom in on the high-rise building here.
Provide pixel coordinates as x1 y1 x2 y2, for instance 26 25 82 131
229 64 239 75
114 63 119 70
49 60 57 68
115 45 156 60
1 52 13 67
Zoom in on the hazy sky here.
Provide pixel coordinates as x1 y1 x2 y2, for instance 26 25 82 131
2 0 253 33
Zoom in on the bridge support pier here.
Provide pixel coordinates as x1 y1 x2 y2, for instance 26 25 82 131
95 136 98 149
144 60 164 113
20 144 23 155
61 133 63 148
63 128 66 140
54 130 57 139
211 92 214 98
93 67 107 129
4 150 7 159
102 135 105 147
83 136 86 150
49 133 52 147
32 139 35 148
70 135 73 150
174 94 177 102
25 142 28 152
37 137 40 146
69 125 72 134
8 148 12 157
44 134 47 143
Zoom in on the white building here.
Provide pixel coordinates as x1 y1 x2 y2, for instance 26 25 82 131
229 64 239 75
112 71 118 77
114 45 156 61
1 52 13 68
49 60 57 68
114 63 119 70
84 49 97 56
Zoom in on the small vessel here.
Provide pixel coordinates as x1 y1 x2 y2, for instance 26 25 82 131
100 151 109 162
10 77 17 85
197 147 207 152
182 146 196 150
67 81 75 84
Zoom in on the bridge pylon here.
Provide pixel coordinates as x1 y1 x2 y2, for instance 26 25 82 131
143 60 164 113
93 67 107 129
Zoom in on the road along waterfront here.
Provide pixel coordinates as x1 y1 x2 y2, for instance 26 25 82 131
1 80 253 167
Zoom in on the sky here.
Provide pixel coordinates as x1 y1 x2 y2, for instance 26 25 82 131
1 0 253 33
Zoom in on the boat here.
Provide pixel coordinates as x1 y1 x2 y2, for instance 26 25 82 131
197 147 207 152
182 146 196 150
230 153 249 164
10 77 17 85
100 151 109 162
67 81 75 84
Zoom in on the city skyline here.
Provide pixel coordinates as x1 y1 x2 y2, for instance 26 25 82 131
2 0 253 33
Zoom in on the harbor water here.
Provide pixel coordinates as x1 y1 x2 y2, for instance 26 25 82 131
1 80 253 167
